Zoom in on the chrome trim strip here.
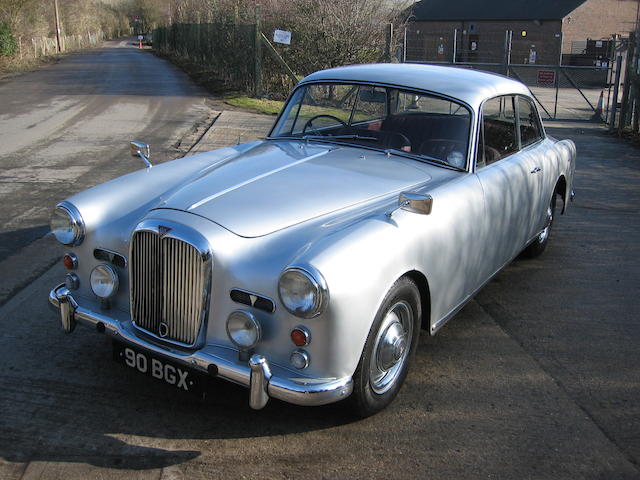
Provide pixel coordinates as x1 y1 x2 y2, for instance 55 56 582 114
49 285 353 408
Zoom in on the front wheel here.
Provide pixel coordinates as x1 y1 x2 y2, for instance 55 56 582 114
349 277 421 417
522 193 557 258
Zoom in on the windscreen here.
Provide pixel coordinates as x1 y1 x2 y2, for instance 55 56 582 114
271 83 472 169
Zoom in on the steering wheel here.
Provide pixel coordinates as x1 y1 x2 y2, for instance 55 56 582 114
302 114 347 135
418 139 466 167
419 139 465 156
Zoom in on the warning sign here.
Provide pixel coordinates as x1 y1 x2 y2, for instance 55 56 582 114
537 70 556 85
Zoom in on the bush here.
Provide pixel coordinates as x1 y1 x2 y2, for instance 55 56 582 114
0 22 17 57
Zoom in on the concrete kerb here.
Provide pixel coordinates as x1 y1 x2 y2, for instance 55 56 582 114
188 110 276 155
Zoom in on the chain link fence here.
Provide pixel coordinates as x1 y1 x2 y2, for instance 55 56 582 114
154 21 392 98
154 23 257 94
404 26 616 122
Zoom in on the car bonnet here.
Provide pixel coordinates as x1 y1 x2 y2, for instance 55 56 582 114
158 140 433 237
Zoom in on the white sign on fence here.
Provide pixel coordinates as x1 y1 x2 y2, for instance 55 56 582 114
273 30 292 45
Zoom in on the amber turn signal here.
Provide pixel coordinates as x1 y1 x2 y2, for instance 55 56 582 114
290 327 310 347
63 253 77 270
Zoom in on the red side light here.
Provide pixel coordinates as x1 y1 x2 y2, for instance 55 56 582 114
63 254 77 270
291 328 309 347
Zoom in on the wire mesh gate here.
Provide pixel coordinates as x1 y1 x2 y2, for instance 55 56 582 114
404 27 619 122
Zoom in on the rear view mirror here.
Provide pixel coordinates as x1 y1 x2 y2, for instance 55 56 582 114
359 88 386 103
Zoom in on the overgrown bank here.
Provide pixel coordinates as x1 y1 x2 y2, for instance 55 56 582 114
153 0 409 98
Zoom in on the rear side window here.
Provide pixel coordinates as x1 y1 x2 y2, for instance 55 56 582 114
477 96 517 167
518 97 543 147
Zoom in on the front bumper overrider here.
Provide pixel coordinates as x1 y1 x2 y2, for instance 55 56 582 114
49 284 353 409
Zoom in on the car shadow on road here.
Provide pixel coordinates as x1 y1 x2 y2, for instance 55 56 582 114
0 225 50 263
0 312 359 470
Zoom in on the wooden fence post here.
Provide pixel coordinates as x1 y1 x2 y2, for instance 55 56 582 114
632 32 640 133
384 23 393 62
254 5 263 97
619 32 636 135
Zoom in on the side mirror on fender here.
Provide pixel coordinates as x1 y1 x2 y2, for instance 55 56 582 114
130 141 151 168
399 192 433 215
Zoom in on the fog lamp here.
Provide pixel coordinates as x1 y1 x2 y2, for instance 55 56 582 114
90 264 119 299
226 310 261 349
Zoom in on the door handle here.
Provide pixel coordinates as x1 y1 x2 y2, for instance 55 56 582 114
530 167 541 174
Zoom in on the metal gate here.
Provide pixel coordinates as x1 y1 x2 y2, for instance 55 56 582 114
403 27 622 122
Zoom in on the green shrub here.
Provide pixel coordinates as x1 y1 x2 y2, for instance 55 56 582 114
0 22 18 57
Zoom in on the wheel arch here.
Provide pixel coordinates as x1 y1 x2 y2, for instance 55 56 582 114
404 270 431 331
556 175 568 214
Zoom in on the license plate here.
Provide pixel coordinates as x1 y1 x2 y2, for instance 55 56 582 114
112 341 207 396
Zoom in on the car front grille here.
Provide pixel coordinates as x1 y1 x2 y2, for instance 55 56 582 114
130 228 210 347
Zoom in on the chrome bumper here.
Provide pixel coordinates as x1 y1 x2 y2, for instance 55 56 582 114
49 284 352 409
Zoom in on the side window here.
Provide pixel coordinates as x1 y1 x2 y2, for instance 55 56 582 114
518 97 543 147
477 96 517 167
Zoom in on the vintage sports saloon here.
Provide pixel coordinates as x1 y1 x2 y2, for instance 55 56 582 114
49 64 576 416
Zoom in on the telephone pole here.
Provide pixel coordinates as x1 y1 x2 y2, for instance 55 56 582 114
53 0 62 53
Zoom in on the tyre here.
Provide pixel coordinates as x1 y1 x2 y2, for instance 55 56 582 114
522 192 557 258
349 277 421 417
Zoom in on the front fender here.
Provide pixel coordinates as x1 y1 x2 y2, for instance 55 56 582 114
294 211 426 379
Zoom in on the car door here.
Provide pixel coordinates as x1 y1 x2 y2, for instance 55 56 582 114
516 95 547 236
474 95 541 279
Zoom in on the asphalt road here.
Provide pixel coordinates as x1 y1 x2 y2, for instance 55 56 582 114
0 42 639 479
0 38 213 265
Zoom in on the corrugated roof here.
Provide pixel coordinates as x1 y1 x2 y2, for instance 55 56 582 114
410 0 589 21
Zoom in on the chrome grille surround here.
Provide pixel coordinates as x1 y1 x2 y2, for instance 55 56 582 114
129 220 212 349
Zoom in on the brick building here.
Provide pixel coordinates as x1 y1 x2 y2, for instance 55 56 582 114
406 0 639 65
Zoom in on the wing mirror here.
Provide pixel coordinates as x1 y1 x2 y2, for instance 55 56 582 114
398 192 433 215
130 141 151 168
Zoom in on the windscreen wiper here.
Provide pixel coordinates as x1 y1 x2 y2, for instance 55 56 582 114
302 134 379 142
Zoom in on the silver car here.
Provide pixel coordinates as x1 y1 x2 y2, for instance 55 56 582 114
49 64 576 416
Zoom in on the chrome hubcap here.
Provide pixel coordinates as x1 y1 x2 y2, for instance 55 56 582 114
369 301 413 394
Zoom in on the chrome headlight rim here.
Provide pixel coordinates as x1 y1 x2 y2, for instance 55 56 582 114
226 310 262 350
51 201 85 246
278 266 329 319
90 264 119 299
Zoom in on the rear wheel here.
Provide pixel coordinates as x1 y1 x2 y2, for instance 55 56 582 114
522 192 557 258
349 277 421 417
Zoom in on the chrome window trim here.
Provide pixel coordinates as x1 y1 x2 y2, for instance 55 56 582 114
474 94 521 171
516 95 545 149
129 219 213 350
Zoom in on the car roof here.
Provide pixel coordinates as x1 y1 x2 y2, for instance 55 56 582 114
299 63 531 110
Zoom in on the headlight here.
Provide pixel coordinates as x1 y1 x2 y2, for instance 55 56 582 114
90 264 119 298
226 310 261 349
50 202 85 246
278 267 328 318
